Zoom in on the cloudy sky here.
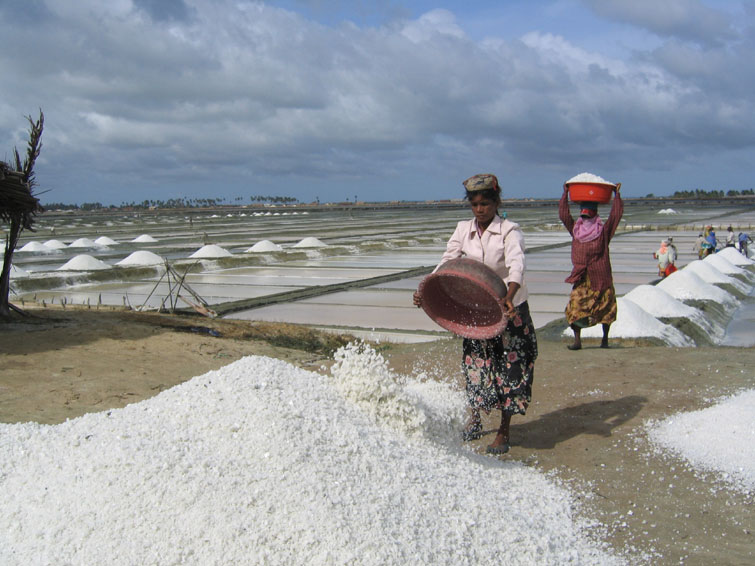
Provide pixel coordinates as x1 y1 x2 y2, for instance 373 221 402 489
1 0 752 205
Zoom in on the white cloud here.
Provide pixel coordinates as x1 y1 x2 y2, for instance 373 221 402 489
0 0 753 204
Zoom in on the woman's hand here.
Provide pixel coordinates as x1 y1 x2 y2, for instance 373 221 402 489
413 291 422 307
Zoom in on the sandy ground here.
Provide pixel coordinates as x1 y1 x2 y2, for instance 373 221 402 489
1 307 753 565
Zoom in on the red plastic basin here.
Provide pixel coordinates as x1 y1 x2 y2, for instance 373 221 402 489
417 257 508 339
567 182 614 204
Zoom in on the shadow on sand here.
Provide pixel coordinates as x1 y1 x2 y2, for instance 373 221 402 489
511 395 647 449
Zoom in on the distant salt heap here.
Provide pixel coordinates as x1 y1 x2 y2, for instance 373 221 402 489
132 234 158 243
116 251 164 266
18 241 53 253
189 245 232 258
293 237 327 248
68 238 97 248
657 208 678 215
43 239 67 249
57 254 110 271
94 236 118 246
246 240 283 253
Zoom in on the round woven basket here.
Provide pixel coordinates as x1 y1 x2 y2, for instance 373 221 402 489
417 258 508 339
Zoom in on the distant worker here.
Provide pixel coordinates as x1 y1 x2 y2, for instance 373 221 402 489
725 226 736 248
739 232 752 258
693 233 705 259
702 226 716 257
653 239 676 278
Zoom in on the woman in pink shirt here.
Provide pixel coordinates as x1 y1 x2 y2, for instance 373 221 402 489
414 174 537 455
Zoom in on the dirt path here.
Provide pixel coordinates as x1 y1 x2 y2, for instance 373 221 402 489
1 308 753 564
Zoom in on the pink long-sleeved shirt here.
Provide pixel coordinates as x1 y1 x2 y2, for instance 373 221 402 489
436 215 529 306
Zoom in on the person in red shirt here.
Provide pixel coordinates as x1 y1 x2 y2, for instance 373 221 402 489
559 183 623 350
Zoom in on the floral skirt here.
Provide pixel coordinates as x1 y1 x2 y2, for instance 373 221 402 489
565 275 617 327
462 302 538 415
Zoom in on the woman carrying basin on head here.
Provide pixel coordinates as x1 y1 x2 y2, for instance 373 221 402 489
413 174 537 455
559 175 623 350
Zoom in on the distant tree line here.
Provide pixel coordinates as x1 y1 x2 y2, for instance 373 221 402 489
669 188 754 198
43 195 299 210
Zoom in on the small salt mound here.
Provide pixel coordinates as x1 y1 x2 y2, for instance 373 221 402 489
293 237 327 248
565 172 613 185
57 254 111 271
116 251 164 266
718 246 755 267
657 269 737 309
246 240 283 253
189 244 232 258
43 239 68 249
94 236 118 246
68 238 97 248
564 297 694 346
132 234 158 243
657 208 678 215
683 260 751 295
18 241 53 253
10 264 30 278
648 390 755 492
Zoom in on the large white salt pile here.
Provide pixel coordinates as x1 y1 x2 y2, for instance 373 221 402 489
0 349 621 565
189 244 232 258
94 236 118 246
623 285 699 319
648 389 755 492
293 237 327 248
622 285 724 343
683 260 751 294
657 208 678 215
132 234 158 243
718 246 755 267
18 241 53 253
564 297 694 347
68 238 97 248
57 254 111 271
246 240 283 253
657 269 738 310
116 251 164 266
43 239 68 249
